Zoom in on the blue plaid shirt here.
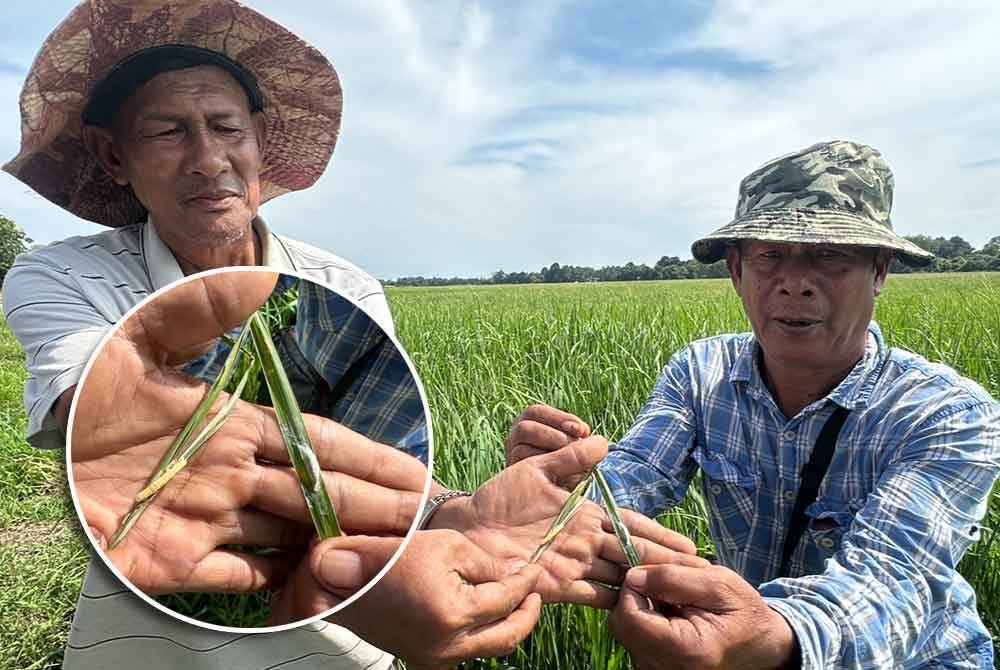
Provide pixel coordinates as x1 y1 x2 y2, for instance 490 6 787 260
601 322 1000 669
185 275 427 463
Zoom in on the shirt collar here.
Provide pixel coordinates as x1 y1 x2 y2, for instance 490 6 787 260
728 322 888 411
141 215 295 291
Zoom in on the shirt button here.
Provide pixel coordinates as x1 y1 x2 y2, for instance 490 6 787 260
818 537 836 549
783 490 796 502
782 430 795 441
710 484 723 495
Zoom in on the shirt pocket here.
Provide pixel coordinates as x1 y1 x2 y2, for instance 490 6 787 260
800 498 857 573
693 450 759 556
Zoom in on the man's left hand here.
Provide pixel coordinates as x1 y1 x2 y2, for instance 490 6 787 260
608 564 799 670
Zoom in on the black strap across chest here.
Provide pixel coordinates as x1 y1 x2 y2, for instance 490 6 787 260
778 404 851 578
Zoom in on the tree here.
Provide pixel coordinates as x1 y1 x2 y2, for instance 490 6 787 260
0 215 32 287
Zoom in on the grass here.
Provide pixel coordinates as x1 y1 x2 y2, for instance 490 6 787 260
1 272 999 669
387 272 1000 669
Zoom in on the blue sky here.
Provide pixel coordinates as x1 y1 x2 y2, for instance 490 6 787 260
1 1 998 279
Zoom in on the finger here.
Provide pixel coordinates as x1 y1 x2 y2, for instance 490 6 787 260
539 578 619 610
508 445 548 464
125 270 278 357
252 466 421 535
452 592 543 663
172 549 295 595
309 535 403 595
254 407 429 493
217 508 314 549
616 510 699 556
531 436 609 486
623 537 711 569
624 564 733 610
466 564 543 625
517 405 591 438
509 420 575 452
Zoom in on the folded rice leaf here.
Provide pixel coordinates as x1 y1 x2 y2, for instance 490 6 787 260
530 472 594 563
593 466 641 567
108 323 254 549
248 312 342 539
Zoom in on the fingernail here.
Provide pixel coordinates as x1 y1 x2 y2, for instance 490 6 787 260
317 550 364 591
89 526 107 551
625 568 647 591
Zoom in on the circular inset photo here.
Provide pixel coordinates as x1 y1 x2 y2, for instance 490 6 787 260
66 267 433 632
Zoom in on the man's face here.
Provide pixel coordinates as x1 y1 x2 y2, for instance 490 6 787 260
95 65 266 246
726 241 888 371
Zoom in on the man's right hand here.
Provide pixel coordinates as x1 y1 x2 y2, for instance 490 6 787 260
505 403 591 464
271 530 543 668
70 271 429 597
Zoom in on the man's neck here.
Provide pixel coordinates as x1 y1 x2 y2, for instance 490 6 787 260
165 225 262 276
758 346 864 419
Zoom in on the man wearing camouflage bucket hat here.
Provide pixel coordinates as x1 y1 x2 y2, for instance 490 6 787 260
507 141 1000 668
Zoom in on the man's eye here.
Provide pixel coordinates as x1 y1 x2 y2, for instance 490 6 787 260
149 128 180 138
760 251 781 259
217 125 243 135
817 249 846 260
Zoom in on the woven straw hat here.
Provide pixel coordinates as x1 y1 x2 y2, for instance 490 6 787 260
691 140 934 266
3 0 342 227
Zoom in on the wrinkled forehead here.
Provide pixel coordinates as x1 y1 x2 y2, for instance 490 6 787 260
118 65 254 122
735 240 879 255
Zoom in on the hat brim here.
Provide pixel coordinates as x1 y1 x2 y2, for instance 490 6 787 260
691 208 935 267
2 0 342 227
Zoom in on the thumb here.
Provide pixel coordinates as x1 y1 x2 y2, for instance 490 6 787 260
531 435 609 487
310 535 403 595
124 269 279 359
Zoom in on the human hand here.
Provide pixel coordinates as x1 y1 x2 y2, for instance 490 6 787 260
608 564 798 670
505 403 591 464
431 437 706 609
269 530 543 668
71 271 429 597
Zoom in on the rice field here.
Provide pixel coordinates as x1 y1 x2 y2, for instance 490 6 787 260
1 272 998 669
388 272 1000 669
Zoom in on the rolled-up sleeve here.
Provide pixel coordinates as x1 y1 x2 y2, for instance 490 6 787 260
599 348 700 518
761 402 1000 669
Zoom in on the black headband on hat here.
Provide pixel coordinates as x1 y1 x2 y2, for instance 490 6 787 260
81 44 265 127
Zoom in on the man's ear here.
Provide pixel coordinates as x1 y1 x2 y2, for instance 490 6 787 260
725 244 743 292
873 249 892 296
251 112 267 164
82 125 129 186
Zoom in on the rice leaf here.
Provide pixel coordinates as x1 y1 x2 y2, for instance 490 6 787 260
133 369 251 503
108 323 254 549
530 472 594 563
248 312 342 539
593 466 641 567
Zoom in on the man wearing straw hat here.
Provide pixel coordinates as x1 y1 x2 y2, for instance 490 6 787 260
508 141 1000 668
3 1 698 667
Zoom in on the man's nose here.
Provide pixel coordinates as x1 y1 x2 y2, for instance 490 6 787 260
186 128 228 177
777 254 816 297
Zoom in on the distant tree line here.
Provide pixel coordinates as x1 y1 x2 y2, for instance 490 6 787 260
386 234 1000 287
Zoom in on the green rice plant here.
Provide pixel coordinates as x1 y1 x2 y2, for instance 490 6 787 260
109 321 254 549
592 467 640 568
531 473 594 563
248 311 342 539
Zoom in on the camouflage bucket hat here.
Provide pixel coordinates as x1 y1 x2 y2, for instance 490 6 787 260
691 140 934 267
3 0 343 228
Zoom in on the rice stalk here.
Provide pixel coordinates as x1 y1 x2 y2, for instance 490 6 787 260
108 323 254 549
593 466 641 567
530 472 594 563
247 312 342 539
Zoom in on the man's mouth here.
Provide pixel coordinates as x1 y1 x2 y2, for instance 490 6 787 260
775 318 821 328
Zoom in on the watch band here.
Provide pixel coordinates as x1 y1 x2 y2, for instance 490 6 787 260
419 489 472 529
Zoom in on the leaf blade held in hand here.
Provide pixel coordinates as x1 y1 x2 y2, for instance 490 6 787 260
530 473 594 563
593 466 641 567
109 323 254 549
248 312 343 539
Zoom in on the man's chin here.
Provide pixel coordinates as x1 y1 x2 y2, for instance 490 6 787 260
181 211 255 245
